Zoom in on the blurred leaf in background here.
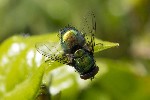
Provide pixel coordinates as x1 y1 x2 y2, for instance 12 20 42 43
0 0 150 100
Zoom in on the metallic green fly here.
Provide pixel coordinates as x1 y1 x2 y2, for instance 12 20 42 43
35 12 100 80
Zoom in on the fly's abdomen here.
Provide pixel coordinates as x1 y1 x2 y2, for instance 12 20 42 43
74 50 94 74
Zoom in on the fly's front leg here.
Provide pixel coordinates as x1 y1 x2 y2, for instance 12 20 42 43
65 54 74 66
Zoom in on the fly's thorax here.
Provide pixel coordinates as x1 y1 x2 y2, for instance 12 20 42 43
61 29 85 53
74 49 85 58
74 49 95 74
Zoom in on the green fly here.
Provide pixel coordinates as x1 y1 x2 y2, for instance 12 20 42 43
35 12 100 80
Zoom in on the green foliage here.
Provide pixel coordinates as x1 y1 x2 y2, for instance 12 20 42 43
0 0 150 100
2 63 45 100
94 40 119 53
0 33 118 100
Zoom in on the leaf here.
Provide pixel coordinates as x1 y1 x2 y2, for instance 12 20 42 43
0 33 58 99
1 63 45 100
94 39 119 53
0 33 119 100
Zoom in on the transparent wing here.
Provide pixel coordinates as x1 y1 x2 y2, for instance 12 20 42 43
35 42 69 64
80 11 96 52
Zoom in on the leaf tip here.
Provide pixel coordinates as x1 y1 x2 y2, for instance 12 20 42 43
116 43 119 47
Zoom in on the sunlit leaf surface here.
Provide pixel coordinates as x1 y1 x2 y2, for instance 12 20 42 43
1 33 149 100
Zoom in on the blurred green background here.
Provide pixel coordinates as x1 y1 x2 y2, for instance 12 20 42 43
0 0 150 100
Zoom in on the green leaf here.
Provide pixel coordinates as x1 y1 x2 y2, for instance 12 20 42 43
94 39 119 53
0 33 119 100
2 63 45 100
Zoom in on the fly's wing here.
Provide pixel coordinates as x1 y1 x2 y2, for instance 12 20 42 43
80 12 96 53
35 42 69 64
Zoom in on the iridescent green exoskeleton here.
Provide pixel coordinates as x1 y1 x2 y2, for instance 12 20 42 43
35 12 100 80
59 26 85 53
